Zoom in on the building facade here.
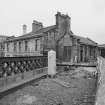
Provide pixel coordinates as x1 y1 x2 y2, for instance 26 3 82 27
3 12 99 63
0 35 10 57
98 44 105 58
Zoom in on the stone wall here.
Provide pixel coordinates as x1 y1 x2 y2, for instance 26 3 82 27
4 37 42 57
57 34 74 62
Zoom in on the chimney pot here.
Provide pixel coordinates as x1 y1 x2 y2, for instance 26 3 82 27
23 24 27 34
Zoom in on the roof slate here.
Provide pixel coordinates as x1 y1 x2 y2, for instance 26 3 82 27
74 35 97 46
35 25 56 34
5 25 56 42
5 24 97 46
98 44 105 48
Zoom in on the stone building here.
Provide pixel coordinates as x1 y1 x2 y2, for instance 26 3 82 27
98 44 105 58
0 35 10 57
4 12 98 63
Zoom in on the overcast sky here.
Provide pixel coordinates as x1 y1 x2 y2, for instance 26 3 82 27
0 0 105 44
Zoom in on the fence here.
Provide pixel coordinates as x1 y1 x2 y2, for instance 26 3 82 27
0 56 47 78
0 56 47 92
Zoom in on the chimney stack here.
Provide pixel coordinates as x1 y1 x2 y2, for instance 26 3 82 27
32 20 43 32
23 24 27 35
55 12 71 34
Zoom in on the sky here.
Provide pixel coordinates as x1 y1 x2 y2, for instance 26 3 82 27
0 0 105 44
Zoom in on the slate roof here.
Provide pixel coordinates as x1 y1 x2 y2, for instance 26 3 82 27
35 25 56 34
5 24 97 46
5 25 56 42
98 44 105 48
74 35 97 46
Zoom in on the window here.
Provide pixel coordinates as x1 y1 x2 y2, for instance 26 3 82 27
51 32 54 40
35 39 38 51
1 43 4 50
25 40 28 51
63 46 71 61
37 39 40 51
19 41 21 52
48 32 51 40
14 42 17 52
54 32 55 40
90 47 93 57
35 39 40 51
7 43 9 52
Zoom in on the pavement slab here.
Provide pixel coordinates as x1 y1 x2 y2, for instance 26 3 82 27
0 71 97 105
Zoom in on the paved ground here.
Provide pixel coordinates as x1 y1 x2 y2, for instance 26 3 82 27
0 70 97 105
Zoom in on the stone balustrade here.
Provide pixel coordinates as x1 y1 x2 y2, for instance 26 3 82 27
0 56 47 92
0 56 47 78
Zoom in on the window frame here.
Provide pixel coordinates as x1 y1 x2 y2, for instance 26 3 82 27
19 41 21 52
14 42 17 52
25 40 28 51
7 43 9 52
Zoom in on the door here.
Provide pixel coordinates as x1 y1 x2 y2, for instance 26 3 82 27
63 46 71 61
80 46 83 62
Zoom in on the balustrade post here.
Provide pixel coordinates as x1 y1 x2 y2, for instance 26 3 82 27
48 50 56 77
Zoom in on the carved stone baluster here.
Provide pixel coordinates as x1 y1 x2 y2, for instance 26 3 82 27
7 62 12 76
23 61 27 72
14 62 19 74
38 59 42 68
29 60 32 70
0 62 6 78
37 59 39 68
34 59 39 74
31 60 34 70
34 60 37 69
25 61 29 72
27 61 30 71
25 60 28 71
17 61 21 73
35 59 39 69
14 66 18 74
19 61 24 73
3 62 8 77
11 62 15 76
33 60 36 70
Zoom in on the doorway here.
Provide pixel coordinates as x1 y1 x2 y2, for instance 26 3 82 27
63 46 71 62
80 46 83 62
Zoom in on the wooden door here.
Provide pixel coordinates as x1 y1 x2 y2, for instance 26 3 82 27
63 46 71 61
